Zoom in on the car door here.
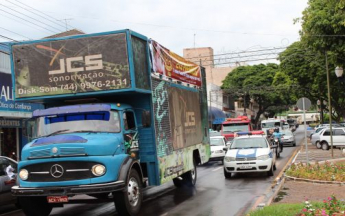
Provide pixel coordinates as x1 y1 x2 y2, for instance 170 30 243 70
334 129 345 147
0 157 17 205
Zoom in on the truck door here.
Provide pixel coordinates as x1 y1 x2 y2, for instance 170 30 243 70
123 111 138 154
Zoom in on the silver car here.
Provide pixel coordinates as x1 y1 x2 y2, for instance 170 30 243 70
0 156 18 207
281 130 296 146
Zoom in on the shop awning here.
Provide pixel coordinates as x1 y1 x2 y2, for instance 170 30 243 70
208 106 226 124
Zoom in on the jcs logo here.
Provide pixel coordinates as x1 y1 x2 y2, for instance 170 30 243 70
49 54 103 75
185 112 195 127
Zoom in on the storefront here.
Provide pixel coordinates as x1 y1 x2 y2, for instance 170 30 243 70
0 46 43 160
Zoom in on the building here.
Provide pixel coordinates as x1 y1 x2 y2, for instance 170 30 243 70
183 47 256 125
0 43 43 160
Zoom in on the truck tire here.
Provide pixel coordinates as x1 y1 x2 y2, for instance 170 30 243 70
173 159 197 187
114 169 142 216
19 196 52 216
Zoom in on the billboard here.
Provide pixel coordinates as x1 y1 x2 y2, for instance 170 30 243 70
12 33 131 98
0 72 42 118
151 40 201 86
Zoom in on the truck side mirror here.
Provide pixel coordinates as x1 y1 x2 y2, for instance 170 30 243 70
142 110 151 128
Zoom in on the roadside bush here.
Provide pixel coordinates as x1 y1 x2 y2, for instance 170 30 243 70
286 161 345 182
298 195 345 216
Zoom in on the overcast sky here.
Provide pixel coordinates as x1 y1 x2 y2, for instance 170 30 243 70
0 0 308 65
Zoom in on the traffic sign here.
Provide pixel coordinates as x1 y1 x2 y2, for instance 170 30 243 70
296 97 311 110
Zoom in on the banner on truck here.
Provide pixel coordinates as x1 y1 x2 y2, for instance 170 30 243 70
12 33 131 98
151 40 201 86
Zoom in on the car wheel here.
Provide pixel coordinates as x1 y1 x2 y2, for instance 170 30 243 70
322 142 329 151
224 168 232 179
316 141 322 149
267 164 274 176
273 163 277 171
293 142 296 147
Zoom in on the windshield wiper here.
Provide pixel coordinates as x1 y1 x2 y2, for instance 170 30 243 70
70 130 104 133
43 129 70 137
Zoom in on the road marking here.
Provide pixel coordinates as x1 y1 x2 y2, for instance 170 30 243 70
212 167 223 172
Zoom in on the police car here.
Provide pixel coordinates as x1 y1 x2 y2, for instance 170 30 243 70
223 131 277 178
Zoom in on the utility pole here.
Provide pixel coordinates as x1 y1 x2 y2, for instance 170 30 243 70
325 52 334 158
58 18 73 31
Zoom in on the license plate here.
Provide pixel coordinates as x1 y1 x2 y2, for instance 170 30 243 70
47 196 68 203
240 165 252 169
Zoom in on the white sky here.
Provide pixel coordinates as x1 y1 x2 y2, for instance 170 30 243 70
0 0 308 64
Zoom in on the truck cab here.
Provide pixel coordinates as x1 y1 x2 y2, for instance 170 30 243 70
221 116 252 141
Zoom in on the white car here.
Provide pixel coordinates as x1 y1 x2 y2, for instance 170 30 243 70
223 134 277 178
210 136 227 164
319 127 345 150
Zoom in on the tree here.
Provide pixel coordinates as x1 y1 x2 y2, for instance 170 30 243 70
222 63 293 127
280 0 345 121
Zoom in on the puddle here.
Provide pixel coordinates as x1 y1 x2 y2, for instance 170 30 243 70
273 189 288 203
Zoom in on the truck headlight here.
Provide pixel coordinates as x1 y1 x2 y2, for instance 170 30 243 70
19 169 29 180
257 155 269 160
224 156 236 162
92 164 106 176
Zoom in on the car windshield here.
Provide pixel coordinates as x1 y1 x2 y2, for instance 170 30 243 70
223 123 249 133
31 111 121 138
210 138 224 146
231 137 268 149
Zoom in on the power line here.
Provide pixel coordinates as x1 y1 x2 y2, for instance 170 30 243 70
201 51 283 63
186 47 286 60
5 0 66 32
12 0 76 30
0 26 31 40
0 3 61 33
202 57 278 67
0 34 18 42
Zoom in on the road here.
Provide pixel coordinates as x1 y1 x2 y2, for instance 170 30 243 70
2 127 305 216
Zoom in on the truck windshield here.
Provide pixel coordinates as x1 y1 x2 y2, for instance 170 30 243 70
222 123 249 134
34 111 121 138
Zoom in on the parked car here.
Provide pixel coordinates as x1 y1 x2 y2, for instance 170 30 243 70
311 128 327 149
281 130 296 146
223 132 277 178
319 128 345 150
0 156 18 207
210 136 227 164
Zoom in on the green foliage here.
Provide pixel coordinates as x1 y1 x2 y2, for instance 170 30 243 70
248 203 305 216
221 64 294 126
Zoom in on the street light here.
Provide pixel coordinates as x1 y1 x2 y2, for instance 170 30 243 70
335 66 344 83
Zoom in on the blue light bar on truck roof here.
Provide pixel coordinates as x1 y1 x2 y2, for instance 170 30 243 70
33 104 111 117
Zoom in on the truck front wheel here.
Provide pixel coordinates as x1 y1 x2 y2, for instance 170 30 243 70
19 196 52 216
114 169 142 216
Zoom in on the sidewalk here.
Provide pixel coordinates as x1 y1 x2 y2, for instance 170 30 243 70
294 139 345 163
273 139 345 204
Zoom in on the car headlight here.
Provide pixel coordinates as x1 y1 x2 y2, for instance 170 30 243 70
19 169 29 180
224 156 236 162
257 155 270 160
91 164 106 176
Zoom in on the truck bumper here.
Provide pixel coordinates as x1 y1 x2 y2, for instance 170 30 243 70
12 181 125 196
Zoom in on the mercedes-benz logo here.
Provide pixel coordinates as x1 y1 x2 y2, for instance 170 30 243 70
50 164 64 178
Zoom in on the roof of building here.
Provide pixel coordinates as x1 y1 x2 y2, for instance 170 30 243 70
44 29 85 39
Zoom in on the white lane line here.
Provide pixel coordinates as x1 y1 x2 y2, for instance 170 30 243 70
212 166 223 172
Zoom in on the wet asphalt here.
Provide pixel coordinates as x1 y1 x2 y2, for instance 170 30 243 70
1 127 305 216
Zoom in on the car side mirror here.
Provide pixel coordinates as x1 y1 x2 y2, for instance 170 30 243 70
142 110 151 128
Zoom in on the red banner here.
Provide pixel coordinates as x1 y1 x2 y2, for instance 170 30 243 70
151 40 201 86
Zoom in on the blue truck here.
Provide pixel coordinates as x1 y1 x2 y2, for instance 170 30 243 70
9 29 210 216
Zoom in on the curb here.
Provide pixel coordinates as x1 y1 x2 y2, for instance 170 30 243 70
285 175 345 186
250 144 301 211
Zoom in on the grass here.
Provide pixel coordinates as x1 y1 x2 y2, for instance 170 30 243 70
248 203 304 216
